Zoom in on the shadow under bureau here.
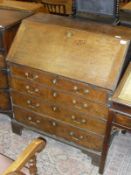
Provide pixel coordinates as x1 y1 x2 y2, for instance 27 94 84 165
7 17 130 173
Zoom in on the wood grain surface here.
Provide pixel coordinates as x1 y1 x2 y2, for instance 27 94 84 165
112 63 131 106
0 9 32 28
7 21 130 91
0 0 43 12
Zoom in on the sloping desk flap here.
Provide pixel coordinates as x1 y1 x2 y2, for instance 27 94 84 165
7 20 130 91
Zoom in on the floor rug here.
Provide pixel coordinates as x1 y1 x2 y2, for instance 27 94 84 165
0 114 131 175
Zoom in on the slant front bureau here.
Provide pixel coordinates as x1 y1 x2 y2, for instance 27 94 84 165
7 18 130 173
0 9 32 115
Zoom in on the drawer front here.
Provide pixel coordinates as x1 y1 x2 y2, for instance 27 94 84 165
112 103 131 115
0 70 8 88
10 78 108 118
11 91 108 121
14 106 103 152
114 113 131 129
0 54 6 68
0 90 11 111
11 91 106 135
9 64 110 104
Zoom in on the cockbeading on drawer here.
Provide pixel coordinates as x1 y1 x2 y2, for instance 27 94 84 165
9 63 111 104
13 106 104 152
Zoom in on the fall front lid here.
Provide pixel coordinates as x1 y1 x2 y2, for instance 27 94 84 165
7 20 130 91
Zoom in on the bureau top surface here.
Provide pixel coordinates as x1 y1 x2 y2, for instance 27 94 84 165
7 20 130 91
0 0 43 12
112 63 131 107
0 9 31 28
26 13 131 40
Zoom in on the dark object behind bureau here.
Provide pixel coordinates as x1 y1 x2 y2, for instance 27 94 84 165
0 9 32 115
76 0 119 23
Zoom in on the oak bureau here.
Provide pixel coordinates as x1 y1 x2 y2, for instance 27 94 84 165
7 14 131 173
0 9 33 115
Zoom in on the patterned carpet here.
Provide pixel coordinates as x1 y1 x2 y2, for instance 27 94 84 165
0 114 131 175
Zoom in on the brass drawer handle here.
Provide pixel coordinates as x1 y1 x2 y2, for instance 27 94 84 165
27 116 32 121
52 106 58 112
27 100 40 109
72 100 88 109
52 91 57 98
25 85 39 94
51 121 57 126
52 79 57 84
72 99 77 104
73 86 78 91
27 116 40 124
84 89 89 94
73 86 89 94
71 115 87 124
36 120 40 124
25 72 39 81
83 103 88 108
69 131 84 141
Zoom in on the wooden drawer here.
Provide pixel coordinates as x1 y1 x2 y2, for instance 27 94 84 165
0 70 8 88
114 113 131 129
11 91 107 135
11 91 108 121
0 54 6 68
13 106 104 152
9 64 110 104
0 90 11 111
10 77 108 117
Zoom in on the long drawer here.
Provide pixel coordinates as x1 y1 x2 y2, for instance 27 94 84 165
9 63 110 104
10 77 108 117
0 54 6 68
114 113 131 129
0 70 8 88
0 90 11 111
11 91 106 135
13 106 104 152
11 91 108 121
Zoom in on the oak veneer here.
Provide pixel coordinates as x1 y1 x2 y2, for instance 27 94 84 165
7 14 131 173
